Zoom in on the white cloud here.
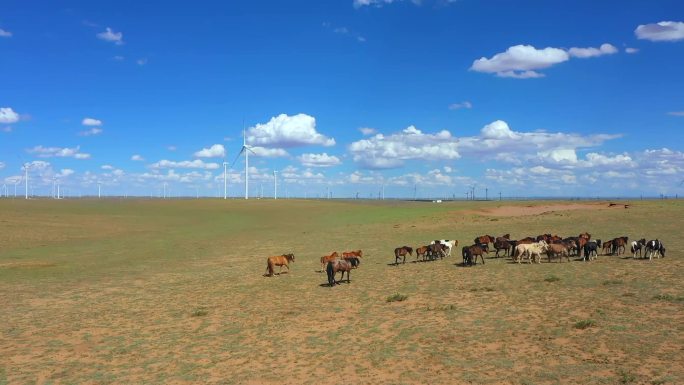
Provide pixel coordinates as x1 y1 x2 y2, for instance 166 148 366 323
101 165 114 170
449 101 472 110
471 43 618 78
131 154 145 161
247 113 335 148
480 120 521 140
635 21 684 42
0 107 20 124
56 169 75 178
568 43 618 58
667 111 684 117
250 146 289 158
353 0 421 8
27 145 91 159
298 153 342 167
359 127 377 136
96 27 123 45
625 47 639 54
471 45 569 78
0 28 12 37
194 144 226 158
79 128 103 136
149 159 219 170
82 117 102 126
349 125 460 169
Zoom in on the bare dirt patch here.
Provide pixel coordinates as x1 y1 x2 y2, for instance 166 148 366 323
476 202 626 217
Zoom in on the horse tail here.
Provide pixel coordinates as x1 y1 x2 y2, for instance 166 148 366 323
326 261 335 286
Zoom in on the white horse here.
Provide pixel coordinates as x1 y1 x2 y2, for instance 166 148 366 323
430 239 457 257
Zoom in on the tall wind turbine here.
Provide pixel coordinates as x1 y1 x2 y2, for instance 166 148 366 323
23 162 29 200
273 170 278 200
232 129 256 200
223 160 228 200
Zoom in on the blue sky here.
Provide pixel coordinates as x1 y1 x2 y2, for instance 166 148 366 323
1 0 683 198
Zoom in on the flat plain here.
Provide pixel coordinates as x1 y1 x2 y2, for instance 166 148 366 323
1 198 683 384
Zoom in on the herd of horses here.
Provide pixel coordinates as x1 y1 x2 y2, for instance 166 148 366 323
264 233 666 286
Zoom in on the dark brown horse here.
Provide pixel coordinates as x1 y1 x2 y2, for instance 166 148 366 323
326 259 352 286
602 240 614 255
612 236 628 255
463 245 487 266
320 252 339 271
265 253 295 276
428 243 446 260
394 246 413 264
493 239 512 258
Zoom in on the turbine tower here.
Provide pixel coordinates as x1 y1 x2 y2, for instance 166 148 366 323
23 162 29 200
273 170 278 200
232 129 256 200
98 182 102 198
223 160 228 200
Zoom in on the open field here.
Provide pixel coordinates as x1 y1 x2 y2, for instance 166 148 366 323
1 198 683 384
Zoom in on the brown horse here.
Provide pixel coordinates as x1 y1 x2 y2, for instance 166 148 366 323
326 259 352 286
463 245 487 266
394 246 413 264
546 243 570 263
602 240 614 255
265 253 295 276
342 250 363 258
474 235 495 246
320 252 339 271
416 246 430 261
612 236 628 255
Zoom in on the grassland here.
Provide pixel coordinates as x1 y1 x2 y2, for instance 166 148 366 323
1 198 683 384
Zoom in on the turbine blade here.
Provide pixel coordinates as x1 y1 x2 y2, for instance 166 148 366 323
230 146 246 167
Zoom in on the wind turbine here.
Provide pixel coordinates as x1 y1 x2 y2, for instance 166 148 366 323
232 129 256 200
223 159 228 200
23 162 29 199
97 182 102 198
273 170 278 200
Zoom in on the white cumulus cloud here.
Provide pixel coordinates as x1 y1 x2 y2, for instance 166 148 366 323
0 28 12 37
0 107 20 124
27 145 91 159
449 101 473 110
470 45 569 78
250 147 289 158
568 43 618 58
635 21 684 42
194 144 226 158
298 153 342 167
149 159 219 170
79 128 103 136
247 113 335 148
131 154 145 161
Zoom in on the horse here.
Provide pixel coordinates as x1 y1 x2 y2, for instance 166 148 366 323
495 234 511 243
493 239 512 258
416 245 430 261
394 246 413 264
631 239 646 259
583 239 601 261
514 241 548 264
463 244 487 266
602 240 614 256
320 252 339 271
427 243 447 260
473 235 495 246
265 253 295 276
612 237 628 255
326 259 352 286
342 250 363 258
430 240 458 257
645 240 665 261
546 243 570 263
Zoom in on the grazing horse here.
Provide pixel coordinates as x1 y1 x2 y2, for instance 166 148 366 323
631 239 646 259
326 259 352 286
320 252 339 271
514 241 548 264
265 253 295 276
495 234 510 243
416 245 430 261
493 239 512 258
473 235 495 247
645 240 666 261
583 239 601 261
394 246 413 264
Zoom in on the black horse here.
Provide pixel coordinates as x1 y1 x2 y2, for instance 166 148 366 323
583 239 601 261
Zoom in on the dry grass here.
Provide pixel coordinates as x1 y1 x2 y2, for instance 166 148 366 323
1 198 683 384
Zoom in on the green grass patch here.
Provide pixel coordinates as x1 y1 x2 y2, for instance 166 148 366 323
574 319 596 330
191 307 208 317
653 294 684 302
617 368 637 384
386 293 408 303
544 275 561 282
